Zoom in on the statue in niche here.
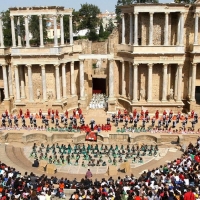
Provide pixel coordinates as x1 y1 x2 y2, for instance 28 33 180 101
96 59 101 68
169 88 174 100
140 88 145 100
36 89 41 99
47 90 53 100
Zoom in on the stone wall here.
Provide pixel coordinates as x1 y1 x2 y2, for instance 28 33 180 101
91 41 108 54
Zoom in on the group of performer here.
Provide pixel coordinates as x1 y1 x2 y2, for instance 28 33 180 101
89 93 108 109
111 109 198 130
30 143 159 167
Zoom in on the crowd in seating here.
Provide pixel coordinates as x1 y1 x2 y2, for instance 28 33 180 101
0 138 200 199
30 143 159 167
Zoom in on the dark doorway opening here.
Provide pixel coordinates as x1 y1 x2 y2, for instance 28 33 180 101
0 88 4 102
92 78 106 94
195 86 200 104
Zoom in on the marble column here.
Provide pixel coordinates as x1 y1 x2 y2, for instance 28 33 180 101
129 13 133 45
24 15 30 47
55 65 61 101
53 15 58 47
121 61 126 97
121 14 125 44
2 65 9 100
70 61 75 96
177 13 180 45
149 12 154 46
8 64 13 98
179 12 184 46
147 63 153 101
129 62 133 99
194 13 199 45
188 64 192 99
191 63 197 101
174 66 178 99
109 59 114 98
177 64 183 102
19 66 25 99
14 65 20 102
168 64 171 95
162 64 168 102
27 65 33 102
133 64 138 102
134 12 138 46
41 65 47 101
62 63 67 99
60 15 64 46
39 15 44 47
0 15 4 48
79 59 85 100
164 12 169 46
69 15 73 45
17 17 22 47
10 16 16 47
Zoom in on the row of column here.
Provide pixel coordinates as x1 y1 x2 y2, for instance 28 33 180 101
121 12 184 46
10 14 73 48
118 62 183 102
2 61 84 102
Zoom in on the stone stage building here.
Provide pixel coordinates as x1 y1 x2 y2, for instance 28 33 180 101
0 4 200 113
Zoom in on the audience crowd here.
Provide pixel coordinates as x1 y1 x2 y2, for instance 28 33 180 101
0 137 200 199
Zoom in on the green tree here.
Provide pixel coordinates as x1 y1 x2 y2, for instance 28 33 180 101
106 19 115 33
78 3 101 41
1 10 12 47
29 15 47 46
99 23 104 38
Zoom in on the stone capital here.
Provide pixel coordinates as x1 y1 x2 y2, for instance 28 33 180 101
54 64 59 69
2 65 6 69
60 14 64 18
134 12 139 15
120 13 124 18
150 12 154 16
165 12 169 15
128 13 132 16
69 15 73 18
192 63 197 67
109 59 114 62
40 64 45 70
23 15 29 18
163 63 168 68
38 14 43 19
10 16 14 20
26 64 32 68
53 15 58 18
133 63 138 68
62 63 66 67
120 60 124 64
178 63 183 68
148 63 153 68
195 12 199 17
71 61 74 65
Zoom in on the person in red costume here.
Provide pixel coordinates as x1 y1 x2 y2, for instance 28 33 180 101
163 110 167 116
65 110 68 118
19 109 22 117
124 109 128 116
48 108 51 116
52 110 54 115
141 110 144 117
155 110 159 119
118 109 121 118
191 110 194 118
5 110 8 117
39 109 42 118
26 109 30 118
55 110 59 117
73 109 76 117
145 110 149 118
78 108 82 115
133 109 137 118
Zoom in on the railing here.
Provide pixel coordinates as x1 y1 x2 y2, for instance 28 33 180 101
117 44 185 54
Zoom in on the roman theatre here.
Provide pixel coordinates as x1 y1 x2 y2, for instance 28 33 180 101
0 4 200 176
